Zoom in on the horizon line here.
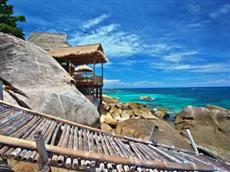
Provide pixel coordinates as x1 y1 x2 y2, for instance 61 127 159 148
103 86 230 89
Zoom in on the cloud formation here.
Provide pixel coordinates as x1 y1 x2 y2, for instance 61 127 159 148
104 79 162 88
152 63 230 73
69 14 184 58
209 4 230 19
104 79 121 85
163 51 198 62
81 14 110 30
69 21 141 57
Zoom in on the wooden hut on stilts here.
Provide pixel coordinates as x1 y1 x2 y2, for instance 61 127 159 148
48 43 108 110
28 32 108 111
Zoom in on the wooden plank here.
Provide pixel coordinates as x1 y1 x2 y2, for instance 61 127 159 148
0 135 214 171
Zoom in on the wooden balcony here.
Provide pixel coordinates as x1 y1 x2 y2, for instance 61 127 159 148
74 75 103 87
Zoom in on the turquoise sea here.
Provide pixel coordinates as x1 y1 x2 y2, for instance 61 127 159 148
104 87 230 116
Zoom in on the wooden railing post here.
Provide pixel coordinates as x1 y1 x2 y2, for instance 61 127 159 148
34 131 51 172
0 79 3 100
186 129 199 155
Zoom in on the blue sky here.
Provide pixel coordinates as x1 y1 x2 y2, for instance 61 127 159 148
11 0 230 88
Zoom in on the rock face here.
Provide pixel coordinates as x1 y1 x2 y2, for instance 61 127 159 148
116 119 192 151
175 105 230 161
0 33 99 126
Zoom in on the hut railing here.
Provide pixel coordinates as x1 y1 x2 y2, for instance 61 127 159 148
74 75 103 86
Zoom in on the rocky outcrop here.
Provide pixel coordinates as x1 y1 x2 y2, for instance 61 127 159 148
139 96 155 101
116 119 192 150
0 33 99 126
100 95 192 150
175 105 230 161
100 95 157 130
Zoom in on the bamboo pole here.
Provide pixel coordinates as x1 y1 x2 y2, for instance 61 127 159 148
0 109 13 120
186 129 199 155
0 79 3 100
148 145 182 163
0 111 23 128
50 123 62 145
34 131 51 172
2 114 33 136
65 127 74 168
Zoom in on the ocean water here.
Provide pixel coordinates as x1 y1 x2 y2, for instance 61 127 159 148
104 87 230 116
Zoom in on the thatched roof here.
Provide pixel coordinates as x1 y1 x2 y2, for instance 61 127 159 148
48 43 108 65
28 32 69 50
75 65 93 72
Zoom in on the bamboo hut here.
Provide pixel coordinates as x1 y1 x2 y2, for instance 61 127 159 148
48 43 108 108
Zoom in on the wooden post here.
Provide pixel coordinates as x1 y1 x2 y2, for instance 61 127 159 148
34 131 51 172
93 57 96 76
93 57 96 84
101 63 104 84
68 60 72 76
100 87 102 105
186 129 199 155
0 79 3 100
96 88 99 99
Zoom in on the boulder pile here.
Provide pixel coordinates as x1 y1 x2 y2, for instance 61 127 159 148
100 95 157 131
100 95 193 150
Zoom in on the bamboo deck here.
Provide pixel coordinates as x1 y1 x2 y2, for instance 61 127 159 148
0 100 229 171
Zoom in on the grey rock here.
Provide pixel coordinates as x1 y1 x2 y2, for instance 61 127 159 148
175 105 230 161
0 33 99 126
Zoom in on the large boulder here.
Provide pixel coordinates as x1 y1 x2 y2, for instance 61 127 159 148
115 119 193 151
175 106 230 161
0 33 99 126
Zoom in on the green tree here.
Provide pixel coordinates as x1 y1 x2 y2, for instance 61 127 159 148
0 0 25 39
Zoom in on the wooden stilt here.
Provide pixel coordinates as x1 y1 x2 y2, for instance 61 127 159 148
100 87 102 105
34 131 51 172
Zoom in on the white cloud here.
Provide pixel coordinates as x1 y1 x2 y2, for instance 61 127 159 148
69 24 180 58
163 51 198 62
147 43 180 55
208 79 230 84
187 22 203 28
209 4 230 19
152 63 230 73
186 3 200 14
133 81 162 87
104 79 121 85
69 23 141 57
103 79 162 88
81 14 110 30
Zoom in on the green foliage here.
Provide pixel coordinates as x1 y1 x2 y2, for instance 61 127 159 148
0 0 25 39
